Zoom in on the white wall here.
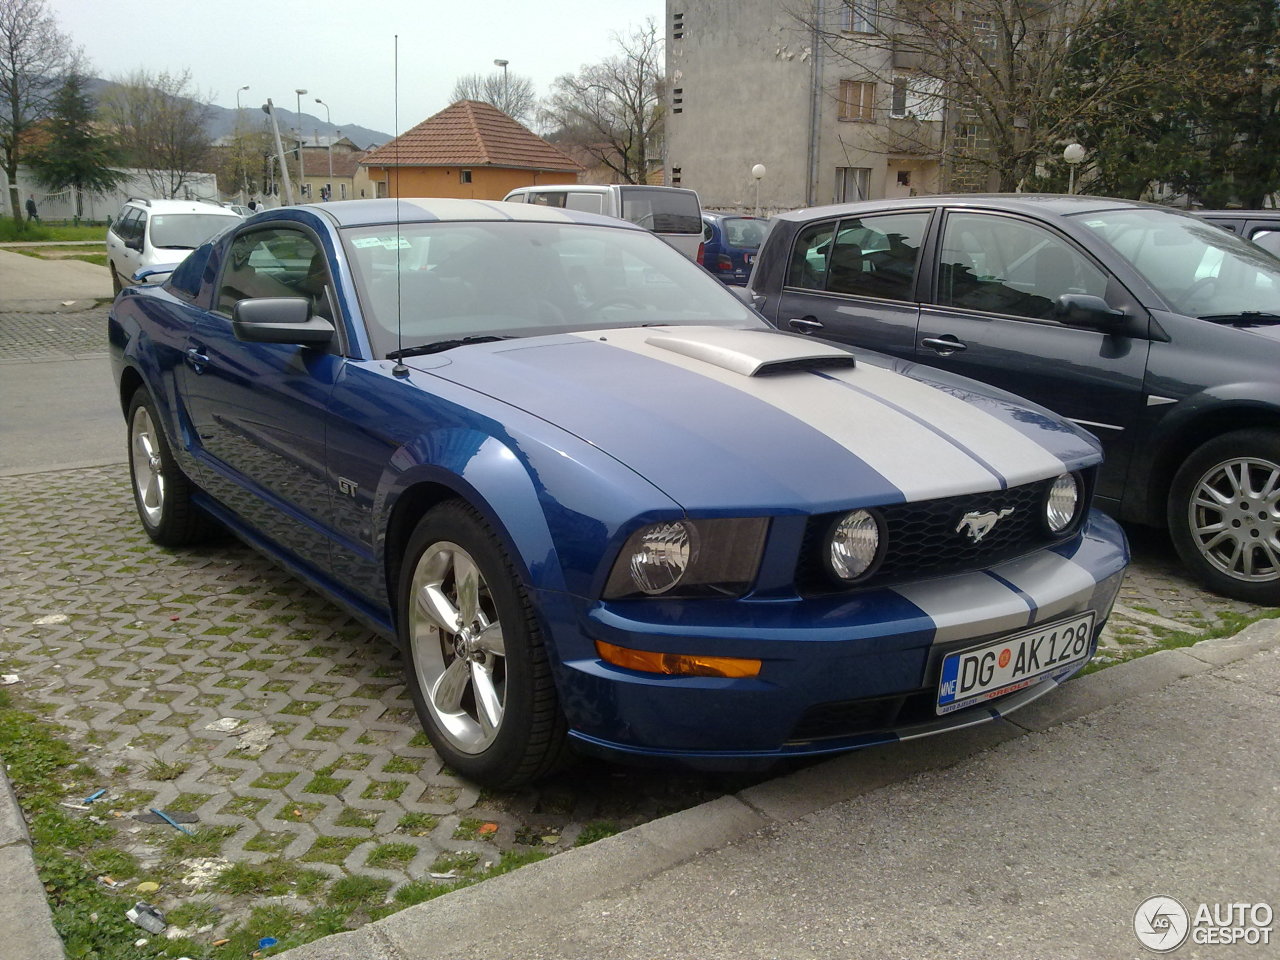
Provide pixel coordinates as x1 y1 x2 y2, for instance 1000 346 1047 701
1 167 219 221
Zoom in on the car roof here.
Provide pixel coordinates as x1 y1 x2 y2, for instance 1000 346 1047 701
124 198 241 216
771 193 1173 223
298 197 647 231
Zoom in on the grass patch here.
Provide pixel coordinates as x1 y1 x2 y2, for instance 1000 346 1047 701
397 812 439 835
365 842 417 869
215 858 316 896
360 779 407 801
304 770 352 795
335 807 380 829
1084 607 1280 675
0 217 105 241
382 755 423 774
300 835 364 865
251 770 298 790
430 850 481 875
276 801 326 823
330 873 393 908
574 820 621 846
145 758 189 780
394 877 459 906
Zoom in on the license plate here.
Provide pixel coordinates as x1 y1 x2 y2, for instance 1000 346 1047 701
936 612 1095 715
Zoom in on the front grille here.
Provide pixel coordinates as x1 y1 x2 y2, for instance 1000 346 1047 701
797 475 1086 595
789 688 936 742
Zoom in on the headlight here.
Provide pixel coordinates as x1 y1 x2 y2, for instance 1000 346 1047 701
604 518 769 599
1045 473 1082 533
827 509 884 581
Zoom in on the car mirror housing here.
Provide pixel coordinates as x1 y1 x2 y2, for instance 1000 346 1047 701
231 297 334 346
1055 293 1127 332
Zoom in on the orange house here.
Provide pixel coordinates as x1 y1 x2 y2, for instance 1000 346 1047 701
360 100 581 200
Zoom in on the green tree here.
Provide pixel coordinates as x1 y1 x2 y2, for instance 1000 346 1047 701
0 0 73 224
27 72 125 217
1061 0 1280 205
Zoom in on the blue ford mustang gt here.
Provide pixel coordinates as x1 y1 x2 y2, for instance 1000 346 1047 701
108 198 1128 787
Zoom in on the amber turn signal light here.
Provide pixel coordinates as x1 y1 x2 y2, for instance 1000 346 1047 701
595 640 761 678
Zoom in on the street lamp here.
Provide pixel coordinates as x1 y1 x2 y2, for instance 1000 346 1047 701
1063 142 1086 195
752 163 766 218
315 97 334 197
235 84 249 111
493 58 509 108
295 88 308 193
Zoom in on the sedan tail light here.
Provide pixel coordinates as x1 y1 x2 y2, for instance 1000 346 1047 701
696 241 705 265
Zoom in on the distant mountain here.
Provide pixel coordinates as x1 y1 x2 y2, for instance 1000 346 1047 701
86 77 392 150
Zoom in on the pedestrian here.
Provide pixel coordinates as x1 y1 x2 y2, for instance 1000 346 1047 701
25 195 38 222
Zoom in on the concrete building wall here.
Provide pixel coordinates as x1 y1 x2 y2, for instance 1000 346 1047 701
666 1 942 214
665 1 815 214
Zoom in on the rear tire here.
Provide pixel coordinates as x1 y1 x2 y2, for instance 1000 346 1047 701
127 389 213 546
1168 428 1280 605
397 500 567 788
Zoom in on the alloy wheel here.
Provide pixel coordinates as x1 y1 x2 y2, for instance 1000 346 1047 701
1187 455 1280 582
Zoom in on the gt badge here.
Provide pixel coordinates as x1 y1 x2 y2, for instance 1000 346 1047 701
956 508 1013 542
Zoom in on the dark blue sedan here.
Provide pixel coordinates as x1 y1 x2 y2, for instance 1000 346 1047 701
700 212 768 285
109 199 1127 786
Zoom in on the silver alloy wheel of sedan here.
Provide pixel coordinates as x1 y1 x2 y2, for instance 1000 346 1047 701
408 540 507 755
1187 455 1280 582
130 403 166 527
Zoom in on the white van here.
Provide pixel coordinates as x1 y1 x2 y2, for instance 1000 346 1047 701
503 184 704 260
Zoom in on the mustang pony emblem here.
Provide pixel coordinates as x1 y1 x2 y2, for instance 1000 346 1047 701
956 508 1014 542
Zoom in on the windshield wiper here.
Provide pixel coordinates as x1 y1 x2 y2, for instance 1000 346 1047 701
1199 312 1280 325
387 336 511 359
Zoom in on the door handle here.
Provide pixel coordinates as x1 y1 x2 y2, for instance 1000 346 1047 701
788 317 824 334
185 347 209 373
920 336 967 355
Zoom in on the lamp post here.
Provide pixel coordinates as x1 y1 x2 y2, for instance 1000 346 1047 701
295 88 308 194
235 84 249 111
235 86 251 202
315 97 334 197
1063 142 1086 195
751 163 766 218
493 58 509 109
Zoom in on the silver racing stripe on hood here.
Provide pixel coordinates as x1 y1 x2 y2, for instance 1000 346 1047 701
575 326 1067 501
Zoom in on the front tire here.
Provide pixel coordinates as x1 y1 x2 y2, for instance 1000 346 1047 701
1168 429 1280 605
398 501 567 788
127 389 212 546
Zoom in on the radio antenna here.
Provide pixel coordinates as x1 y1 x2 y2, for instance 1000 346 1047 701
391 33 409 378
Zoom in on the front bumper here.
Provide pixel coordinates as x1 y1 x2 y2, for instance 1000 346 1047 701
542 510 1127 764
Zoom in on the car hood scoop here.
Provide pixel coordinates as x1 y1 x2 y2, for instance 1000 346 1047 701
643 327 856 377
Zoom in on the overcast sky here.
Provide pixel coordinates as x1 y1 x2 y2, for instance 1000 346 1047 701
46 0 665 135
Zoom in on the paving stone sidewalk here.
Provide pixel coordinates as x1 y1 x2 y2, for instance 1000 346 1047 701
0 305 111 363
0 466 753 944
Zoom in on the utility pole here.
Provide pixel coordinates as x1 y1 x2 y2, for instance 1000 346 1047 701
295 88 308 195
262 99 296 204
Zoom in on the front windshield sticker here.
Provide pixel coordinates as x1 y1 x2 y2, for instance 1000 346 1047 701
352 236 412 249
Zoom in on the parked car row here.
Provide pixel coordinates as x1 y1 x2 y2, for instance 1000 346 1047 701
745 194 1280 605
106 198 243 294
109 198 1127 785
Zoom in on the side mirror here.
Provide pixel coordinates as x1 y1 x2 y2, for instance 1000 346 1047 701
1055 294 1127 332
232 297 334 345
124 236 143 251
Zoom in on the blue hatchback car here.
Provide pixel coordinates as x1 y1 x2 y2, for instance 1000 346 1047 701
700 212 768 285
109 199 1127 787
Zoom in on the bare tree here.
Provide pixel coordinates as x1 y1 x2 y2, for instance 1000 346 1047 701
450 71 537 126
798 0 1184 191
0 0 73 223
541 18 664 185
99 69 214 198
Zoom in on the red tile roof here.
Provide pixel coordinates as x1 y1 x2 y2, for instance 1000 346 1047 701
360 100 582 173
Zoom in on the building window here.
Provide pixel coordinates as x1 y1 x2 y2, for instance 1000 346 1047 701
838 80 875 121
671 166 682 185
835 166 871 203
842 0 879 34
340 183 347 199
891 78 908 118
460 169 473 184
672 10 684 39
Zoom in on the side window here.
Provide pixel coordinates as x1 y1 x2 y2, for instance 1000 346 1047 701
134 211 149 243
115 210 140 240
565 192 604 214
937 212 1109 321
506 192 526 203
825 212 928 301
217 228 332 319
528 191 566 208
1250 229 1280 258
786 221 836 290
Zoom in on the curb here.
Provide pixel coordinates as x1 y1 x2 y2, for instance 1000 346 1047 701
271 619 1280 959
0 764 63 960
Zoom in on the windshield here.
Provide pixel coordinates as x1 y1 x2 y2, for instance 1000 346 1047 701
342 220 761 357
149 213 239 250
1072 208 1280 317
720 217 768 249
